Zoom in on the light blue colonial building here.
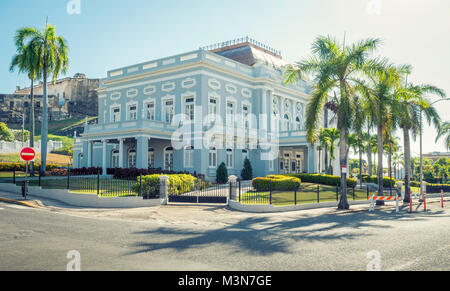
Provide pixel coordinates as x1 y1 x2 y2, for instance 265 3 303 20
73 38 325 180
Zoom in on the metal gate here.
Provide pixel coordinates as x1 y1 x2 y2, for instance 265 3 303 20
168 180 229 204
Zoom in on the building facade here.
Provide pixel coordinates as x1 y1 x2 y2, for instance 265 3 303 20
73 38 326 180
13 73 100 120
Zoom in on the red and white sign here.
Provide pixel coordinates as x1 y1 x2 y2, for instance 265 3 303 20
342 165 347 174
20 147 36 162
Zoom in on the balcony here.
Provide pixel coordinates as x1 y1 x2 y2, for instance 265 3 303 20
84 119 178 137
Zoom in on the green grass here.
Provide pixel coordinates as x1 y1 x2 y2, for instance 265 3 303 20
35 134 73 149
5 177 138 197
239 183 370 206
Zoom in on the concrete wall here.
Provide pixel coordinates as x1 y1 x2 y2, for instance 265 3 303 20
1 183 163 208
0 140 63 154
228 199 371 213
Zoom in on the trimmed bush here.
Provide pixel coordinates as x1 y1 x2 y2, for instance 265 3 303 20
285 173 357 187
132 173 197 196
252 175 301 192
0 162 58 172
241 158 253 181
361 175 397 188
216 162 228 184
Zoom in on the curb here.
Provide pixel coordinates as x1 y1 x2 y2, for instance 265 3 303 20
0 197 41 209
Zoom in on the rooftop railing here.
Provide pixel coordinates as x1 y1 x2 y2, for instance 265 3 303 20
200 36 282 58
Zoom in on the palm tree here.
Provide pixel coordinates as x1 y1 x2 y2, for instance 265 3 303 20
436 121 450 150
392 81 444 202
14 22 69 175
361 64 409 196
284 35 383 209
319 128 340 175
392 152 404 180
10 32 42 175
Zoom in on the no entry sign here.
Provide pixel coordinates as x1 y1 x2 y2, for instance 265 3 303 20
20 147 36 162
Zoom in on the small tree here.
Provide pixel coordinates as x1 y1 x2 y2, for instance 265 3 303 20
241 158 253 180
0 122 14 142
216 162 228 184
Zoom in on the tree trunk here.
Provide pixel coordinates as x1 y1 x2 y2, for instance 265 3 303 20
40 63 48 176
359 142 362 188
368 143 372 176
403 127 411 202
377 124 384 196
338 126 349 210
29 79 35 175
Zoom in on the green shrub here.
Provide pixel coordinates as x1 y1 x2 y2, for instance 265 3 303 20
252 175 301 192
286 173 357 187
216 162 228 184
361 175 396 187
241 158 253 181
0 162 58 172
132 173 197 196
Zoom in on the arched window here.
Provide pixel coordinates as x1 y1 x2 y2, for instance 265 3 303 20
111 150 119 168
283 113 291 131
226 148 234 169
209 147 217 168
272 109 280 132
128 149 136 168
148 148 155 168
184 146 194 168
164 147 174 171
295 116 302 131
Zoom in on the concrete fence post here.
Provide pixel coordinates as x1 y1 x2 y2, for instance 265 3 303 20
159 175 169 205
228 175 238 205
397 181 404 200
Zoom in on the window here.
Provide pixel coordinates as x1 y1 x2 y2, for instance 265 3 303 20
164 100 174 124
148 148 155 168
242 105 249 129
226 102 234 125
128 149 136 168
209 147 217 168
269 158 274 171
184 97 195 121
112 107 121 123
242 149 249 161
164 147 174 171
128 105 137 120
209 98 217 120
283 114 291 131
226 149 234 169
295 116 302 131
184 146 194 168
111 150 119 168
146 102 155 121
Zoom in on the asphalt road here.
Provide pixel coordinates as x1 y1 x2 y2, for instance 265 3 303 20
0 199 449 271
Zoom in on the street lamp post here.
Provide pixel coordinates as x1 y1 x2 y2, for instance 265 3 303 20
419 98 450 199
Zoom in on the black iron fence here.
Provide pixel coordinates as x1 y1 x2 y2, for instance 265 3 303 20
232 180 398 206
168 179 228 203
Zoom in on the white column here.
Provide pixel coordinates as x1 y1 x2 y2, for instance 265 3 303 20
87 141 93 167
102 139 107 175
119 138 124 168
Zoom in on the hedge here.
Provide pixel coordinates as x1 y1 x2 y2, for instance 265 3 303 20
0 162 59 172
252 175 301 192
132 173 197 196
285 173 357 188
360 175 397 188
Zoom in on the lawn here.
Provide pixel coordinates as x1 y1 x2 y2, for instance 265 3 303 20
15 177 139 197
0 153 71 165
239 183 370 206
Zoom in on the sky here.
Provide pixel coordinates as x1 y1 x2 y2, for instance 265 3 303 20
0 0 449 156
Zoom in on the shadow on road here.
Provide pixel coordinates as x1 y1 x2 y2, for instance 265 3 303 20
126 207 447 256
